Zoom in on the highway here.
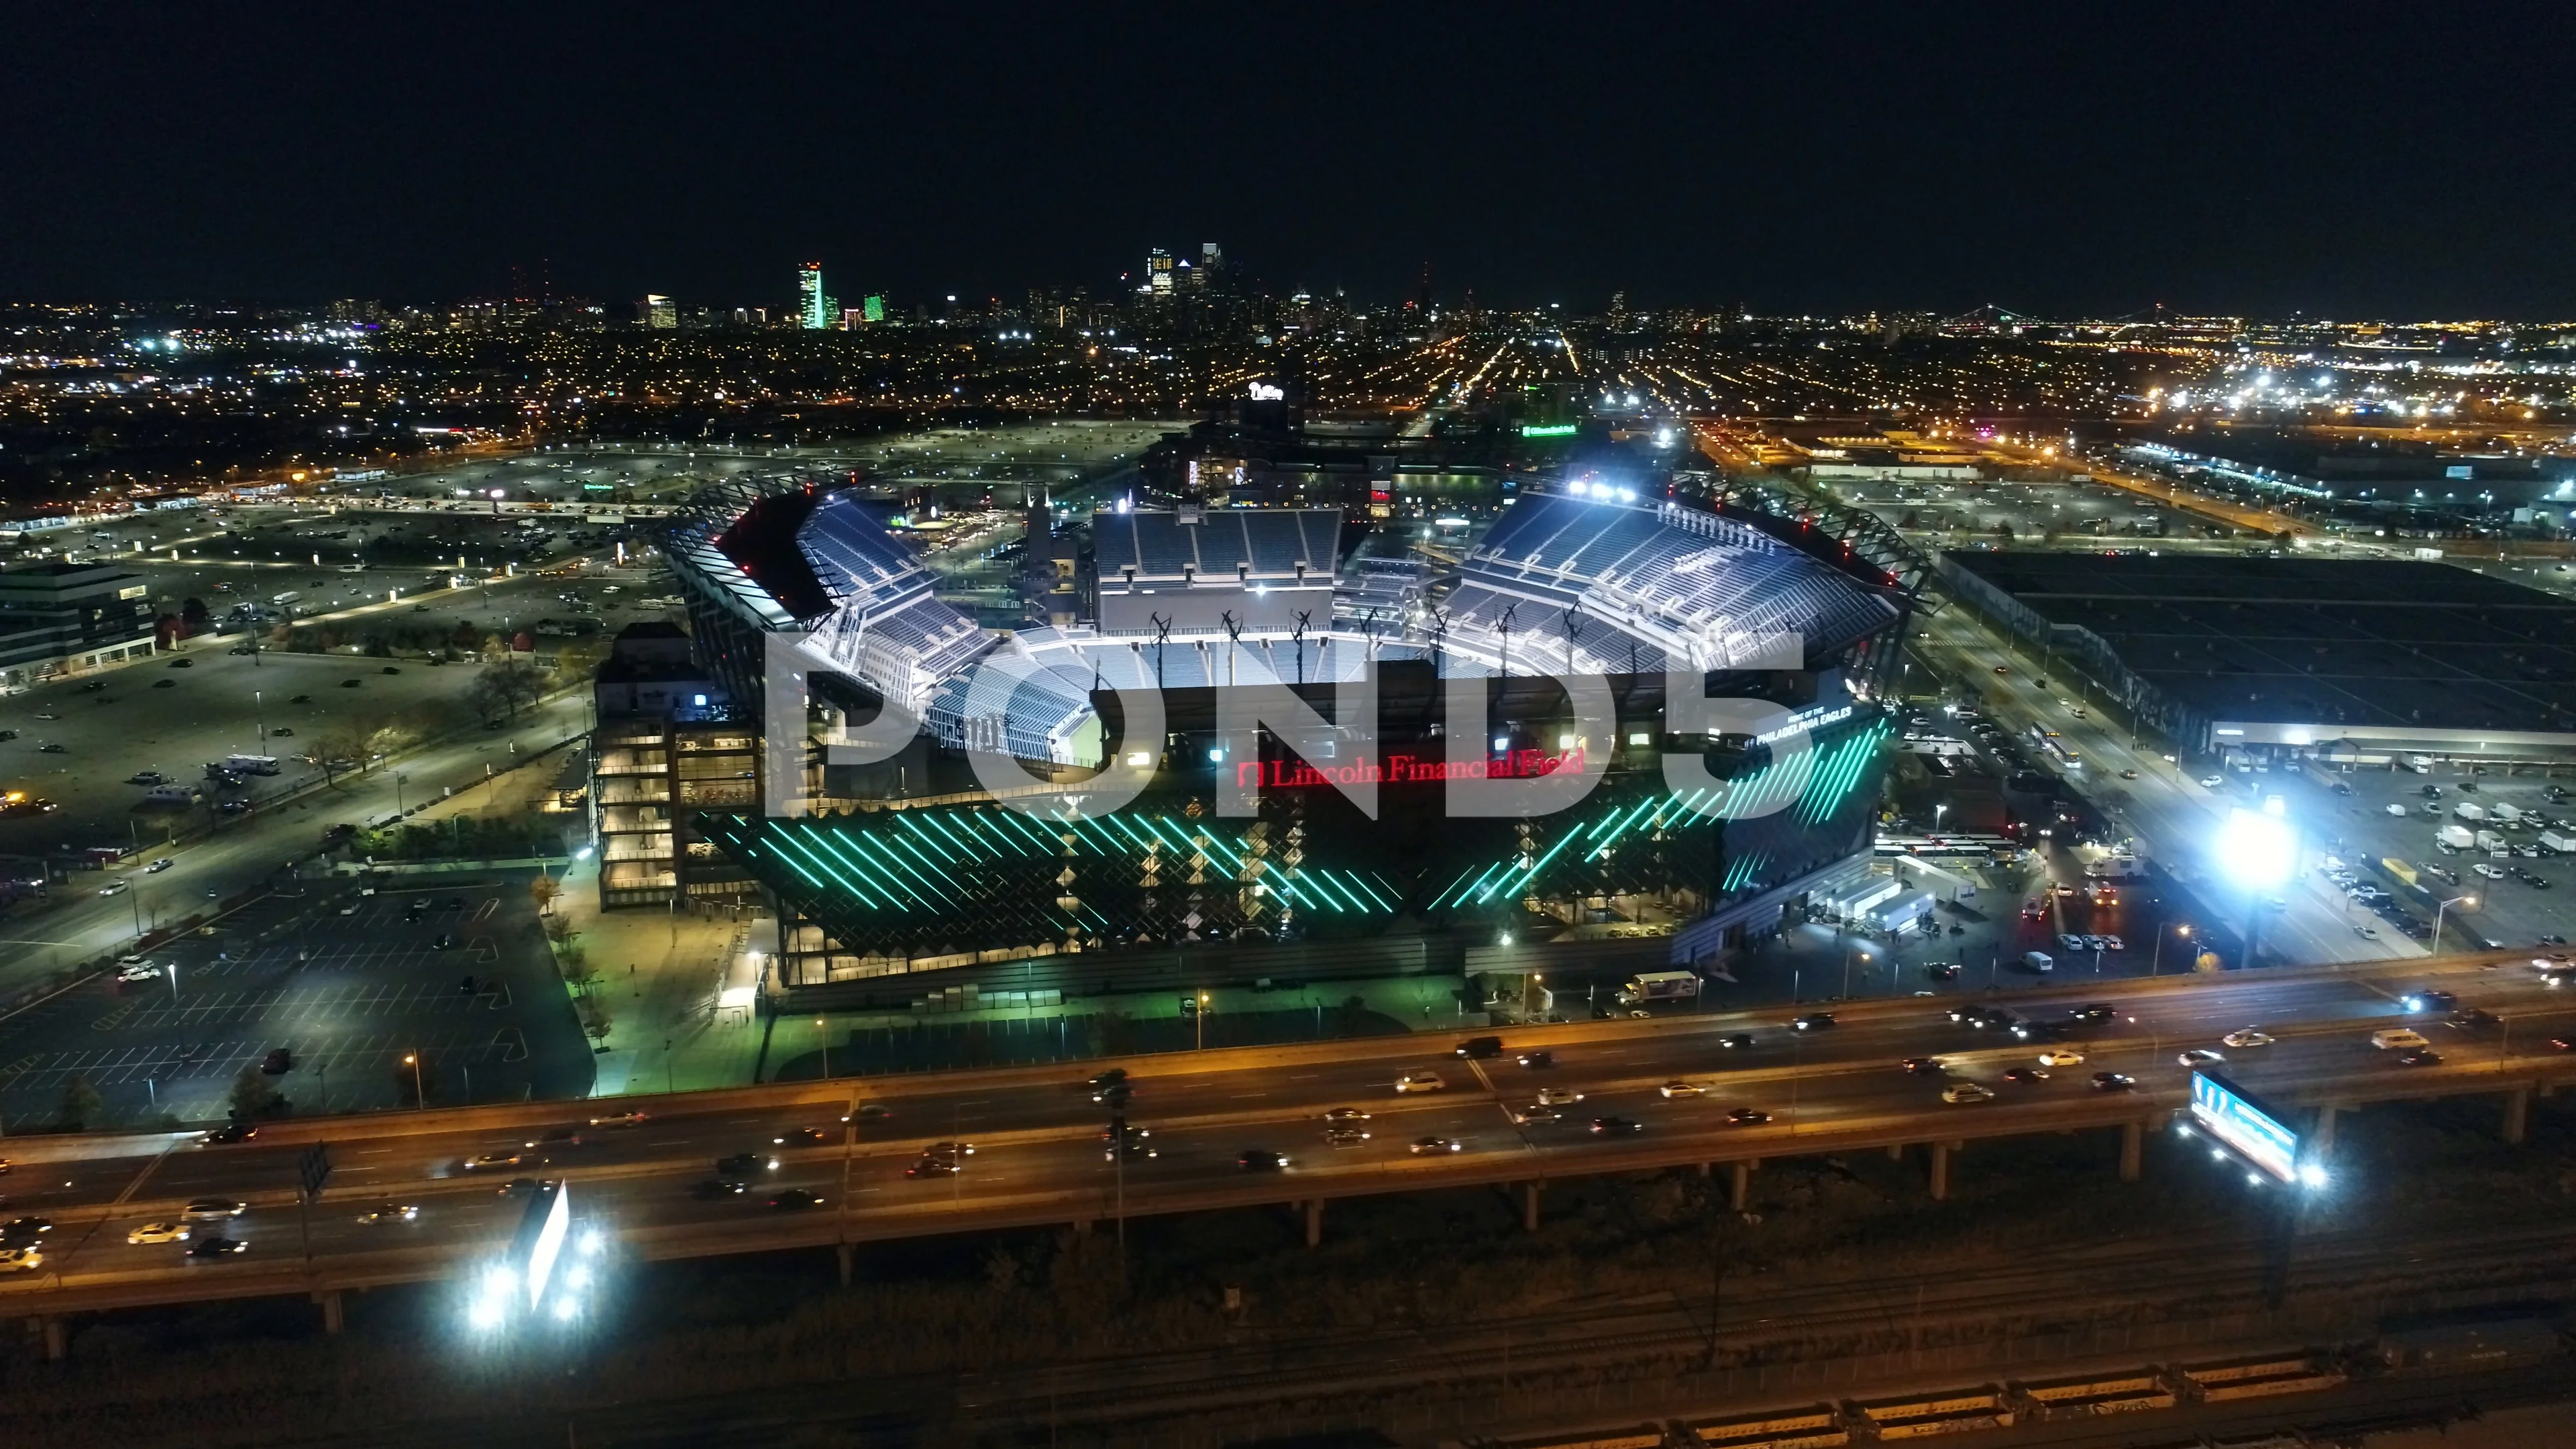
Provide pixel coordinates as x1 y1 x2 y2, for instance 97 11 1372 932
1 950 2569 1321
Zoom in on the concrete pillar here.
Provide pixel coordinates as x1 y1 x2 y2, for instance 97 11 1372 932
2312 1104 2337 1154
1303 1197 1323 1248
42 1317 64 1362
1523 1181 1542 1232
2504 1087 2530 1146
1697 1161 1712 1177
315 1289 343 1334
836 1242 855 1287
1929 1142 1951 1201
2119 1119 2143 1183
1887 1142 1905 1162
1729 1161 1752 1212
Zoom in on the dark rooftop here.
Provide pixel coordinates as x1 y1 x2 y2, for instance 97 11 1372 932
1946 551 2576 734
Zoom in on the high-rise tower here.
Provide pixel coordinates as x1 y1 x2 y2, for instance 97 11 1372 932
798 262 827 330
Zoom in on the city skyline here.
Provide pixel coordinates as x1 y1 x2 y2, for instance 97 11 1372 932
5 5 2574 315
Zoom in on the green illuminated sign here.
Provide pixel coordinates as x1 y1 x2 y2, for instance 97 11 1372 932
1520 423 1577 438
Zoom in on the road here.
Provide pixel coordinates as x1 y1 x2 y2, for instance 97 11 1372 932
1 949 2568 1318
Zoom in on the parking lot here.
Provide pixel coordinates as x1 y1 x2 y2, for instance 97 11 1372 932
0 869 590 1130
2223 757 2576 951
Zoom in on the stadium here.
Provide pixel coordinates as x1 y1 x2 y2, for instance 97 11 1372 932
656 468 1917 1008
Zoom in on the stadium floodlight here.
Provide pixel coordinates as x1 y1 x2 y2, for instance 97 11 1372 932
2218 808 2296 888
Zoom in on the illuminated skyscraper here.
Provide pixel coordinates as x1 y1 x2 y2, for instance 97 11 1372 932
798 262 827 329
1146 248 1174 294
644 294 676 329
862 294 885 324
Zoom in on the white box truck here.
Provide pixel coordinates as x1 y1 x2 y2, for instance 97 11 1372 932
2021 951 2055 973
2402 754 2434 773
2453 802 2488 822
2490 801 2522 823
2540 830 2576 854
2476 830 2507 853
1615 971 1703 1004
2439 824 2476 850
223 753 280 776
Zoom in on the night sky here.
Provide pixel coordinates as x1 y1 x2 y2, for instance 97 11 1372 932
5 2 2573 316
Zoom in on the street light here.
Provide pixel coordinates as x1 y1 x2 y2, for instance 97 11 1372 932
1842 945 1870 999
402 1052 423 1108
816 1017 830 1081
2433 894 2477 954
1195 992 1210 1051
2152 922 2193 976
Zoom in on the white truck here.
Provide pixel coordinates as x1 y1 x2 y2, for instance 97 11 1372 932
2476 830 2508 854
1616 971 1703 1004
144 784 201 805
223 753 281 776
2438 824 2475 850
2402 754 2434 774
2490 801 2522 823
2453 802 2488 822
2540 830 2576 854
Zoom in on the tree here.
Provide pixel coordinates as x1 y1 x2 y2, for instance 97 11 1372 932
1992 521 2017 543
529 873 560 915
228 1064 282 1120
470 658 545 723
58 1074 103 1131
181 597 211 630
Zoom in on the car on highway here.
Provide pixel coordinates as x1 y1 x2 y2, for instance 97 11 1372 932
1716 1033 1754 1050
1534 1085 1584 1106
773 1127 830 1146
355 1205 419 1224
185 1237 249 1260
2177 1049 2224 1066
1941 1082 1995 1105
1322 1107 1371 1123
180 1199 246 1220
201 1123 257 1145
1236 1149 1289 1172
2401 989 2457 1013
461 1152 528 1172
1323 1126 1368 1148
1394 1071 1445 1094
127 1222 191 1244
1901 1056 1944 1076
97 879 128 896
1105 1130 1159 1161
2089 1072 2137 1091
2371 1028 2433 1051
1588 1116 1645 1136
2222 1029 2275 1048
716 1152 782 1179
2445 1008 2499 1031
769 1189 826 1211
2002 1067 2050 1084
1724 1107 1771 1126
0 1247 43 1273
2396 1048 2444 1067
3 1216 53 1243
1790 1013 1836 1031
2198 775 2224 788
1409 1136 1462 1155
1515 1050 1554 1069
588 1111 649 1128
1086 1067 1130 1096
693 1177 750 1197
2036 1049 2086 1067
1454 1036 1505 1059
1658 1080 1703 1098
1508 1104 1562 1125
146 857 172 872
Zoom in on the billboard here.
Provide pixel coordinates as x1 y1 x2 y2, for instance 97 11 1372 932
510 1180 572 1309
2189 1071 2299 1183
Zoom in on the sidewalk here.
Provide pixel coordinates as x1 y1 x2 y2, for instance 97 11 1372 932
543 855 763 1097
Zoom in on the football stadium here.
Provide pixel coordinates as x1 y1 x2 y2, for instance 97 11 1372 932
652 470 1916 1007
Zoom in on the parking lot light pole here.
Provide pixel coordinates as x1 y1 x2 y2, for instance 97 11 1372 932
2433 894 2477 955
402 1052 423 1109
2152 922 2192 975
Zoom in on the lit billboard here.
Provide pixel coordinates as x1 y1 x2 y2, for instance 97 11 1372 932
2189 1071 2299 1183
510 1180 572 1309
